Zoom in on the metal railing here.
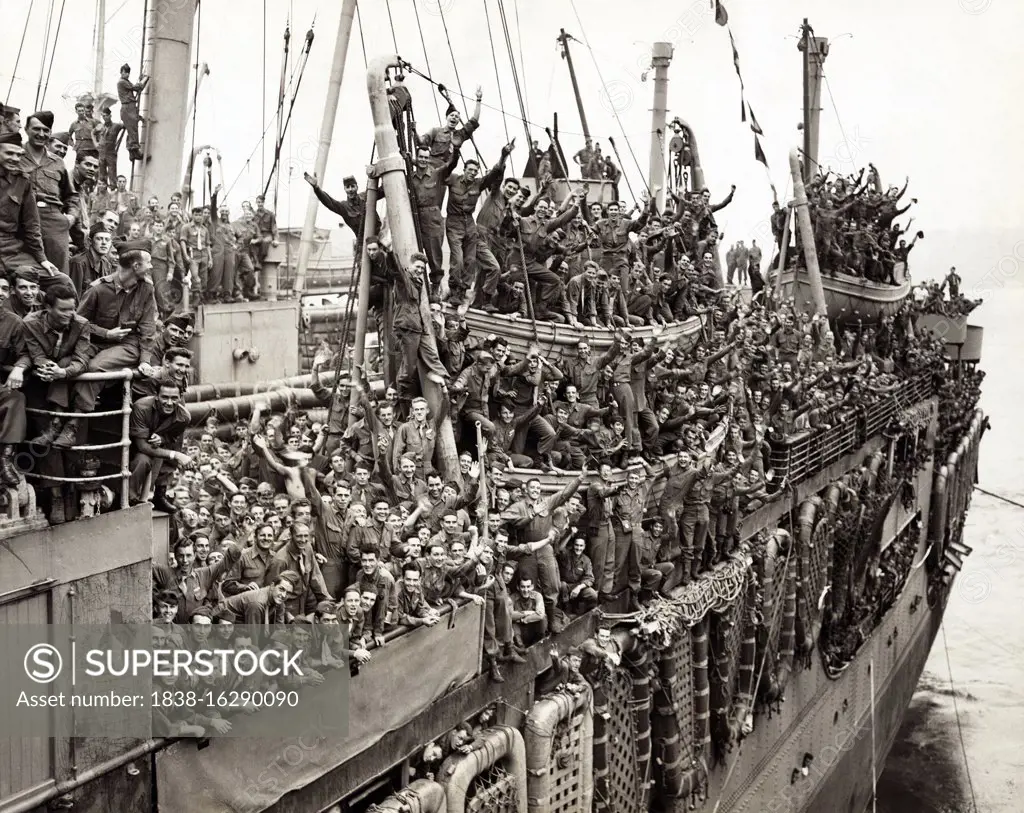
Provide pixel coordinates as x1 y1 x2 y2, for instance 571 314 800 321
21 369 135 510
767 376 934 487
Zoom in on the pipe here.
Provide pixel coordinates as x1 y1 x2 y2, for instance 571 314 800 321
367 54 461 484
370 779 446 812
93 0 106 98
4 739 166 813
349 176 379 418
137 0 199 204
440 726 528 813
648 43 673 211
293 0 357 296
787 148 827 317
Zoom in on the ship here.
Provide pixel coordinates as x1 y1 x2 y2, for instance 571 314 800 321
0 3 986 813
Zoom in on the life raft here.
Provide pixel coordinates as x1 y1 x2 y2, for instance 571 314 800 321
368 779 446 812
439 725 528 813
652 615 710 802
760 529 798 704
525 688 594 813
591 646 653 812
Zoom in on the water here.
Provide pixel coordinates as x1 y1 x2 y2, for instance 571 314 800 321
877 244 1024 813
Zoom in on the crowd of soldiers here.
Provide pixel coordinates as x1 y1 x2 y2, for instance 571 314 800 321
0 73 973 729
771 163 925 284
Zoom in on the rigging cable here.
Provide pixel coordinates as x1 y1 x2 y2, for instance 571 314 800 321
262 25 315 199
33 0 56 110
567 0 649 192
262 0 267 180
494 0 532 148
410 0 443 123
383 0 399 54
6 0 35 103
482 0 512 169
435 2 484 164
942 622 979 812
39 0 66 108
511 0 530 122
272 19 292 208
354 1 368 67
186 0 202 208
821 70 852 171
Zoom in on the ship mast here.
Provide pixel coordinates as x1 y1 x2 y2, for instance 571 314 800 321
292 0 357 297
647 42 673 211
798 19 829 182
93 0 106 97
367 55 462 484
557 29 591 145
135 0 198 203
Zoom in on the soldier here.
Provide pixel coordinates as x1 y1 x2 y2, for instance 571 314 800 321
67 98 101 160
419 88 482 166
117 63 149 162
408 146 458 290
96 107 123 188
252 194 278 271
0 105 21 137
0 132 61 278
445 141 513 304
179 206 211 304
21 111 79 274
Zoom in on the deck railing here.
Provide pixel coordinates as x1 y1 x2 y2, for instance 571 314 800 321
20 369 134 510
767 376 934 487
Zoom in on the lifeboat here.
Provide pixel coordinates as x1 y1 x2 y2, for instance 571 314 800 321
776 262 911 324
450 306 707 361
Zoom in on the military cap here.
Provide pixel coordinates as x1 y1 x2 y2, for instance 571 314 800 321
118 238 153 253
27 110 54 130
12 266 40 283
0 131 23 146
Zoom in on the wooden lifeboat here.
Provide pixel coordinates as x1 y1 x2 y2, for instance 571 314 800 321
776 261 911 323
451 306 708 361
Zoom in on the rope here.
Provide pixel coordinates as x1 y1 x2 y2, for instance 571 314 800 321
411 0 443 123
513 223 540 344
974 484 1024 510
39 0 66 108
6 0 35 103
939 622 979 812
567 1 649 191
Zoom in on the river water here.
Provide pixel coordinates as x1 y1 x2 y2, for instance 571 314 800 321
877 253 1024 812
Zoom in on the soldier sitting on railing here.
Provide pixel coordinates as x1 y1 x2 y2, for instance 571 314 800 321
71 241 158 448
